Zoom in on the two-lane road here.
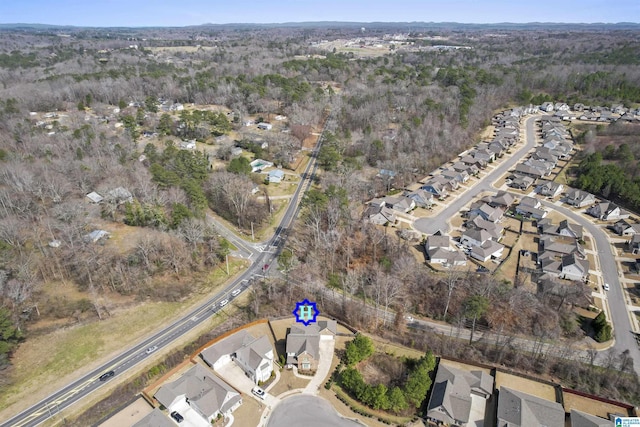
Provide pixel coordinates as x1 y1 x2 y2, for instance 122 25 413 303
1 112 334 427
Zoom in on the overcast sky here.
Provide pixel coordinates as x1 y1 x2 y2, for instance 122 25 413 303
1 0 639 27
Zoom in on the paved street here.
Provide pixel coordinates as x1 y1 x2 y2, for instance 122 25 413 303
412 113 640 375
266 395 364 427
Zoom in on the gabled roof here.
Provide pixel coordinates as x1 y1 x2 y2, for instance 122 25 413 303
132 408 175 427
235 335 273 370
286 326 320 361
570 409 614 427
427 235 450 250
471 240 504 259
462 228 492 244
154 364 241 418
562 253 589 274
519 196 541 209
427 364 494 425
497 387 564 427
201 330 256 367
490 191 516 207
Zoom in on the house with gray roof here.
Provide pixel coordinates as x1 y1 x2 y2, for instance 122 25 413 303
497 387 564 427
536 180 564 198
154 364 241 423
489 191 516 208
426 363 493 426
509 174 536 191
364 205 397 226
200 330 274 384
470 240 504 262
538 218 583 240
404 189 434 209
612 219 640 236
469 216 503 240
468 203 504 223
587 202 629 221
285 323 326 372
380 195 416 213
570 409 614 427
86 191 104 204
426 234 467 266
461 228 492 248
516 199 548 220
421 179 451 198
132 408 175 427
565 189 595 208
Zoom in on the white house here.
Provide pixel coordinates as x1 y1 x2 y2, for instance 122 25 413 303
200 330 274 384
470 240 504 262
257 122 273 130
154 364 241 423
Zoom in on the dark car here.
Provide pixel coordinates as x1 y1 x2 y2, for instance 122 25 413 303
99 370 115 381
170 411 184 423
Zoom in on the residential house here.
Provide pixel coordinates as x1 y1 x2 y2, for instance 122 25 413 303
404 189 434 209
540 102 554 112
514 163 545 179
381 195 416 213
471 148 495 163
612 219 640 236
84 229 110 243
470 240 505 262
570 410 614 427
461 228 492 248
363 205 397 226
257 122 272 130
497 387 564 427
432 175 459 191
132 408 175 427
250 159 274 172
468 203 504 223
154 364 242 423
573 103 585 112
200 330 274 384
509 175 536 191
86 191 104 204
488 191 516 209
285 322 337 371
560 253 590 281
469 216 503 241
536 180 564 198
426 235 467 266
587 202 629 221
565 189 596 208
630 234 640 255
452 162 479 176
515 197 547 219
523 159 555 176
421 179 450 198
460 155 487 170
426 363 493 426
538 218 583 240
531 147 559 164
180 140 196 150
441 168 469 184
539 235 586 259
267 169 285 183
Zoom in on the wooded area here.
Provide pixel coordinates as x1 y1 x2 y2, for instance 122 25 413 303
0 24 639 404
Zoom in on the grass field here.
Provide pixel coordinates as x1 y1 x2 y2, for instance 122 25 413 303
0 259 248 419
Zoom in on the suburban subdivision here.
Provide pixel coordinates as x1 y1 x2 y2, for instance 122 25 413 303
0 18 639 427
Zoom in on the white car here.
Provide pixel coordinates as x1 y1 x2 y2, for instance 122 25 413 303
145 346 158 354
231 289 241 297
220 299 229 307
251 387 266 400
603 283 610 291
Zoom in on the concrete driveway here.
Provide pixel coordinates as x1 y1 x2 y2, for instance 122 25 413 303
303 338 335 395
216 361 278 407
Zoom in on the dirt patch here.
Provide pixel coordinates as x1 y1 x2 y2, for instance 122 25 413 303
495 371 557 402
97 396 153 427
358 353 406 388
563 390 633 419
269 369 310 397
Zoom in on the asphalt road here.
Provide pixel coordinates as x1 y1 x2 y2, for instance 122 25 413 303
266 395 364 427
414 115 538 235
1 114 333 427
412 114 640 375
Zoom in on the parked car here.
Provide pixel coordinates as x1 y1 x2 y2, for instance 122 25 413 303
145 346 158 354
220 299 229 307
231 289 241 297
170 411 184 423
251 387 266 400
99 370 115 381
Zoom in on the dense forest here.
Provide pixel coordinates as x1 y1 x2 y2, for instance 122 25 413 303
1 24 640 405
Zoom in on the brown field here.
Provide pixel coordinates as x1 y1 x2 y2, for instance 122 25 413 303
269 369 310 397
495 372 557 402
563 389 633 419
439 358 492 376
97 397 153 427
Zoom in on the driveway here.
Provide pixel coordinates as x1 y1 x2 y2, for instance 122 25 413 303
303 338 335 395
216 361 278 407
266 395 364 427
171 400 211 427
